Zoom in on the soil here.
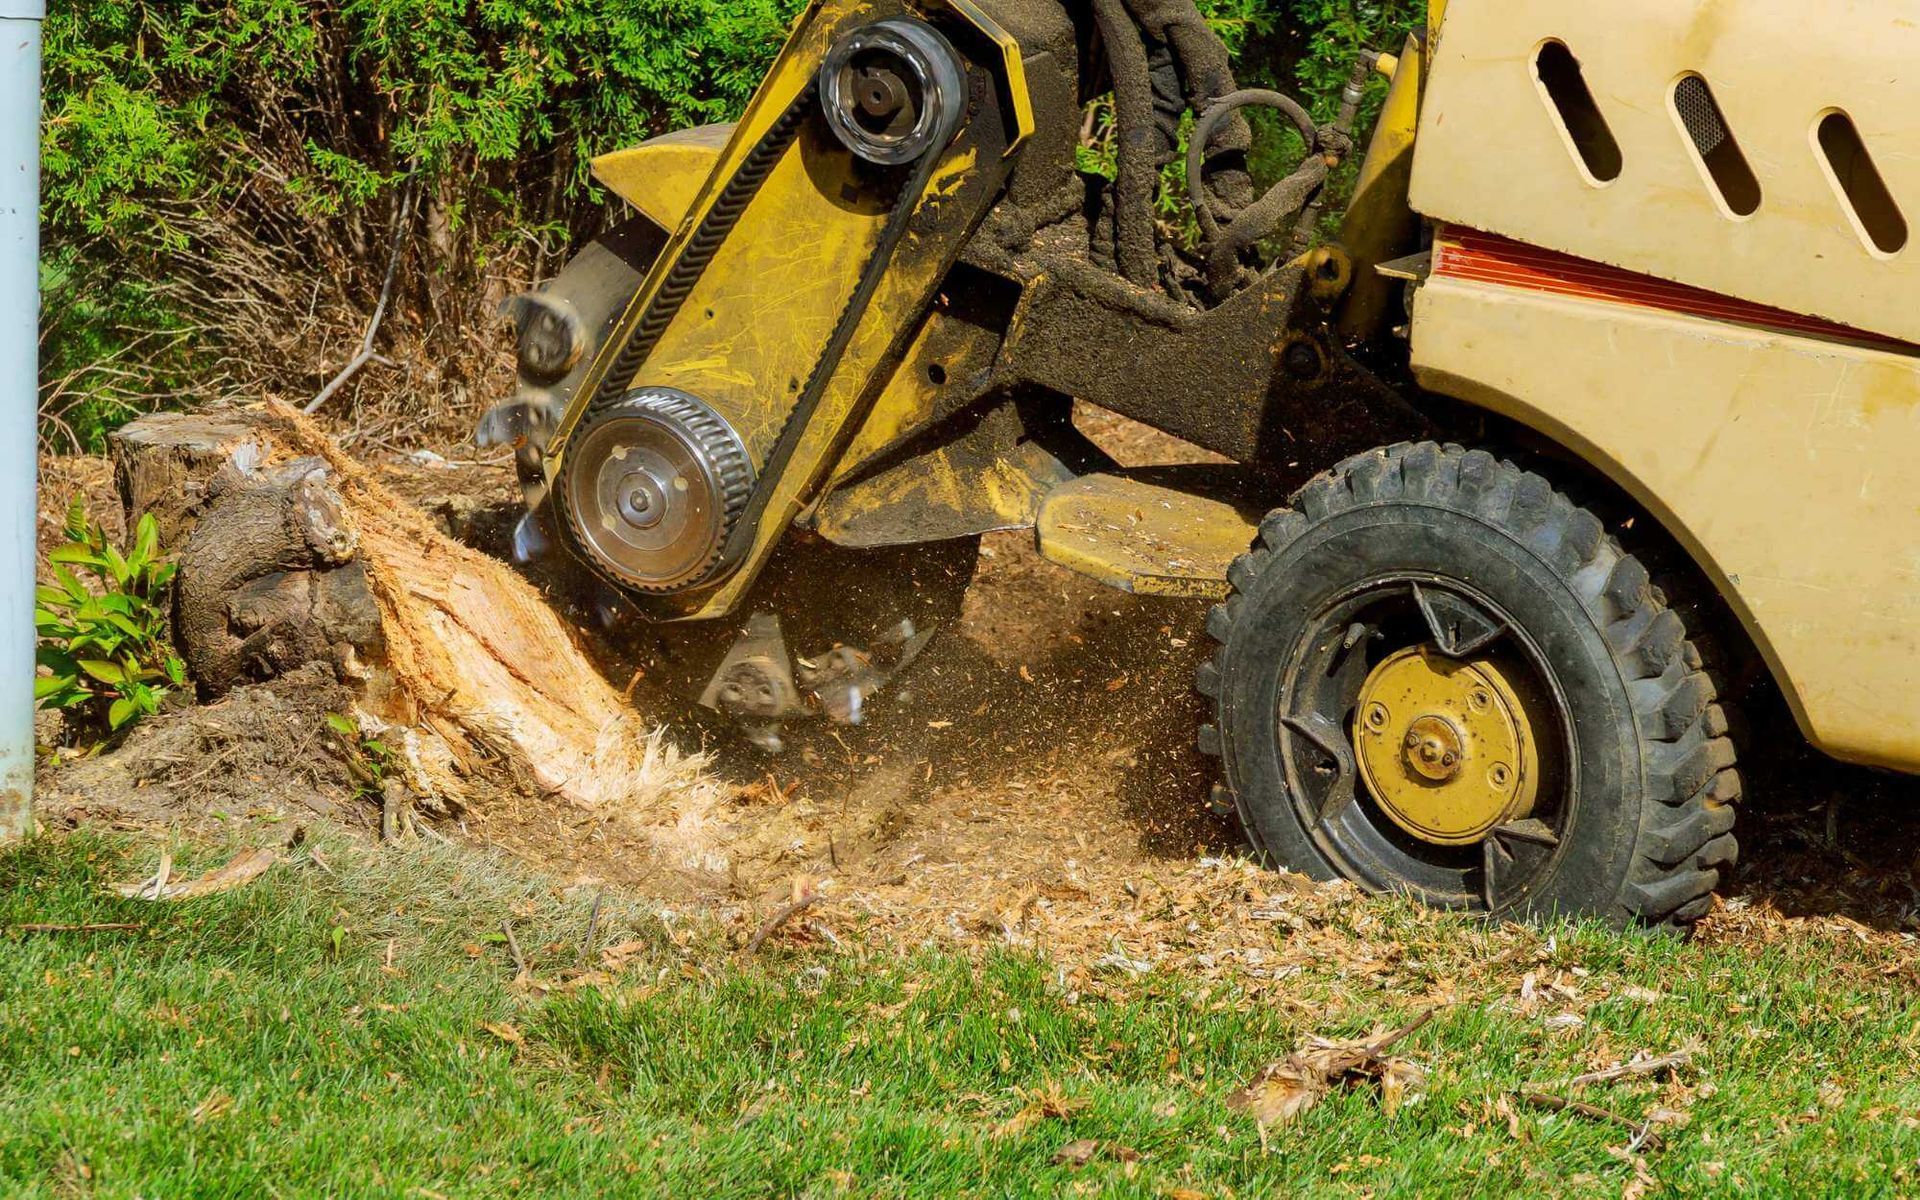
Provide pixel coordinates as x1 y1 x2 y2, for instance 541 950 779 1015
32 412 1920 976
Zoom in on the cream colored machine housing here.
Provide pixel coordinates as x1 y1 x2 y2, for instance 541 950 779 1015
1407 0 1920 772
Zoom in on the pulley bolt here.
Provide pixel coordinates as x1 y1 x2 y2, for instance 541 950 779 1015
628 490 652 514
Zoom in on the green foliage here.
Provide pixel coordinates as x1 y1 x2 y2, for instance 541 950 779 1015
34 504 187 737
42 0 807 244
40 0 811 443
324 712 396 804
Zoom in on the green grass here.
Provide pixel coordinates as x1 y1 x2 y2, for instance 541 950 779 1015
3 834 1919 1197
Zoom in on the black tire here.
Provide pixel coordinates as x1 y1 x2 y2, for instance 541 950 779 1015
1197 442 1740 927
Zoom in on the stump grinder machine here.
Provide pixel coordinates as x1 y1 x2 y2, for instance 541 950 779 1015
478 0 1920 926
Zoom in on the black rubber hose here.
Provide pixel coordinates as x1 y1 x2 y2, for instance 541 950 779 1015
1185 89 1323 297
1122 0 1255 220
1089 0 1161 287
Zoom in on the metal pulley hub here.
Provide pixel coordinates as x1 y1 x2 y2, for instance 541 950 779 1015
820 18 966 166
1351 645 1541 847
559 388 753 593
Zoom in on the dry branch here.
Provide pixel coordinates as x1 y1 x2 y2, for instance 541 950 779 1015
115 846 277 901
501 920 530 979
12 923 144 934
306 181 416 414
1519 1091 1666 1152
746 893 822 954
1556 1050 1692 1092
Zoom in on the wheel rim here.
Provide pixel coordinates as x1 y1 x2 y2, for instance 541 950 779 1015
1351 646 1541 846
1275 575 1574 910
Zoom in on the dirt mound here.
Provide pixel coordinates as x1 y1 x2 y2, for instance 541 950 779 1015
39 663 363 836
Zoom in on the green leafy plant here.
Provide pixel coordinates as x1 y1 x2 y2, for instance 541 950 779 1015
325 712 396 804
35 502 187 736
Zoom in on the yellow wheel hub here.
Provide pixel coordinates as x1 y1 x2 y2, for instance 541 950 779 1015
1352 645 1540 846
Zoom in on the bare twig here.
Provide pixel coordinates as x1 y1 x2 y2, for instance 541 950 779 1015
578 891 606 969
1556 1050 1691 1092
746 894 821 955
1519 1092 1666 1153
116 847 275 901
1366 1006 1442 1057
500 919 529 979
167 743 245 789
306 179 415 414
12 923 143 934
145 852 174 902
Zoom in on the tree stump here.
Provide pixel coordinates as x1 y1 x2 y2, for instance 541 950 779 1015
109 411 262 548
111 404 716 816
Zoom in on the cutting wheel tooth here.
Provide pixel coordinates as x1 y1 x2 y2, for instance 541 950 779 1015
511 512 551 565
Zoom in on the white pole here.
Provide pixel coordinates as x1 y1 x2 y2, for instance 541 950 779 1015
0 0 42 844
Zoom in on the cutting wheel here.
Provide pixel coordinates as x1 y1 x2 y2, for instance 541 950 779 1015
558 388 754 593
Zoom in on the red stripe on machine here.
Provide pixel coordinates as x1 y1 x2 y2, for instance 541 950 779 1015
1432 227 1909 350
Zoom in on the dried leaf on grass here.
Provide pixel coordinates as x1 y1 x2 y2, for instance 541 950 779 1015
598 938 652 973
1051 1138 1100 1167
114 847 277 901
1228 1008 1437 1132
995 1082 1088 1139
1048 1138 1139 1168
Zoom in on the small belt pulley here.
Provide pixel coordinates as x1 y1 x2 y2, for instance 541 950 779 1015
820 18 967 165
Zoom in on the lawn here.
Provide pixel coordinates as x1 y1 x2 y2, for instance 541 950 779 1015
2 833 1917 1198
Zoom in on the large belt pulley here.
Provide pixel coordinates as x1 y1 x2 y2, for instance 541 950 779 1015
553 16 967 597
560 389 753 593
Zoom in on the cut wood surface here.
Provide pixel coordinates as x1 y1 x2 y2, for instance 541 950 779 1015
113 403 717 819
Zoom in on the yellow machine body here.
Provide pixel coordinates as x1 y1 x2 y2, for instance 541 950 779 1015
590 124 736 234
1405 0 1920 772
546 0 1027 617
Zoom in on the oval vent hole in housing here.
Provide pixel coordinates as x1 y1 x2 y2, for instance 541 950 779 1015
1817 110 1908 256
1533 40 1623 185
1672 74 1761 218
